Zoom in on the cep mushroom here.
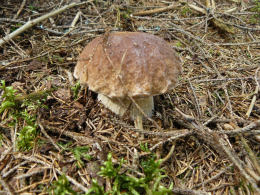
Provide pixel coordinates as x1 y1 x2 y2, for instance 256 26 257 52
74 32 182 130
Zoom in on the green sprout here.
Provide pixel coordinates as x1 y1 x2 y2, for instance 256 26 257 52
0 80 49 151
57 142 92 167
71 82 81 99
72 146 92 167
49 174 77 195
180 6 192 17
0 80 19 114
175 41 183 48
250 0 260 24
140 143 150 153
87 153 173 195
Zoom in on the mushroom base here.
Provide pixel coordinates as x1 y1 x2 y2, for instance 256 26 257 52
98 94 154 119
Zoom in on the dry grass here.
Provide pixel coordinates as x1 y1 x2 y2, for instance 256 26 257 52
0 0 259 194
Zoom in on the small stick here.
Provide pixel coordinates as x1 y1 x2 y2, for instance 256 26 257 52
110 117 192 137
0 1 91 47
172 187 208 195
240 135 260 175
218 137 260 194
246 67 260 118
209 40 260 46
44 124 96 144
149 132 191 151
2 161 28 178
69 11 81 32
14 0 27 19
220 120 260 135
194 165 233 188
0 175 14 195
159 142 176 165
37 116 61 152
132 3 179 16
188 79 202 117
188 4 206 14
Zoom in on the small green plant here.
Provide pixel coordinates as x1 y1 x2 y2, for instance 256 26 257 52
140 142 150 152
0 80 48 151
175 41 183 48
86 153 173 195
86 179 105 194
180 6 192 17
17 110 38 151
252 0 260 13
0 80 19 114
71 82 81 99
57 142 92 167
250 0 260 24
28 5 38 11
72 146 92 167
49 174 77 195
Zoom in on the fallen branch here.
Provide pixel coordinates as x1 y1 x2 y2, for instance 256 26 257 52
220 120 260 135
132 3 179 16
188 2 235 34
0 1 91 47
43 122 97 145
172 187 208 195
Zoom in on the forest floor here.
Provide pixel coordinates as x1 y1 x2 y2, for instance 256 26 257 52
0 0 260 194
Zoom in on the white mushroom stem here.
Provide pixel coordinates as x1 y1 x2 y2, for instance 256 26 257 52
98 94 154 130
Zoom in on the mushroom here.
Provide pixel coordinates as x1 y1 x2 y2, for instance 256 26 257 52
74 32 182 130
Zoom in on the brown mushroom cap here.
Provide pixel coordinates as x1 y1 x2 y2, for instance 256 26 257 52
74 32 182 98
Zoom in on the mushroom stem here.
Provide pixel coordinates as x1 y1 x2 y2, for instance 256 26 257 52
98 94 130 117
131 96 154 130
98 93 154 130
134 114 143 130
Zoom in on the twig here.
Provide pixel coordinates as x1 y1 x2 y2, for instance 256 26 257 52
13 123 18 152
69 11 81 32
14 0 27 19
15 168 47 180
160 142 176 165
172 187 208 195
149 132 191 151
110 117 192 137
240 136 260 175
44 123 96 144
2 161 28 178
0 175 14 195
195 76 257 83
220 120 260 134
218 137 260 194
0 1 91 47
132 3 179 16
194 164 233 188
246 67 260 118
168 26 207 45
0 147 12 162
188 79 202 117
209 41 260 46
37 116 61 152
